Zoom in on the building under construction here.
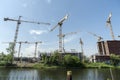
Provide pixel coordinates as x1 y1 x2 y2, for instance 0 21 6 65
90 12 120 62
91 40 120 62
97 40 120 55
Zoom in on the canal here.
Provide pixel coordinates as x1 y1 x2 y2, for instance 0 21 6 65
0 68 120 80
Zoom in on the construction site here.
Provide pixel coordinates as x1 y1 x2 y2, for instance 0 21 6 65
0 12 120 65
90 13 120 63
1 14 84 65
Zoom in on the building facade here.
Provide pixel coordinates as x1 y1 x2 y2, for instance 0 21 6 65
97 40 120 55
91 40 120 63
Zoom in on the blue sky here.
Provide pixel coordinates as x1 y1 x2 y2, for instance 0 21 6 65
0 0 120 57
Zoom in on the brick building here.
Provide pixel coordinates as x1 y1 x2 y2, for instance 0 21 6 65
97 40 120 55
91 40 120 63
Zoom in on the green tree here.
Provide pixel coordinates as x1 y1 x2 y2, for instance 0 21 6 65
0 52 13 66
6 43 14 64
0 52 5 61
41 53 46 62
63 55 85 67
49 52 61 65
110 54 120 66
4 54 12 63
41 51 62 65
41 53 49 64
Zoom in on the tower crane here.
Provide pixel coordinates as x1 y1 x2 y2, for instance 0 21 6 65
27 41 42 58
2 41 29 62
50 14 68 53
16 41 28 62
87 32 103 42
88 32 105 55
106 12 115 40
4 16 50 63
80 38 84 62
57 31 79 53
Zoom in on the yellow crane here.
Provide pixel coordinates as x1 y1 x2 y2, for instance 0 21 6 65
4 16 50 63
50 14 68 53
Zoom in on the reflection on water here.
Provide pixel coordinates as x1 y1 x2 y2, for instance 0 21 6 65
0 68 120 80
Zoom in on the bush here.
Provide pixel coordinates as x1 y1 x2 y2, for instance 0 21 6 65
63 55 85 68
0 61 6 66
110 54 120 66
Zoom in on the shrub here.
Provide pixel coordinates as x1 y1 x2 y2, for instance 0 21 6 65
63 55 85 68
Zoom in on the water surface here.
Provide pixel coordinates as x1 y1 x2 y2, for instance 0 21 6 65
0 68 119 80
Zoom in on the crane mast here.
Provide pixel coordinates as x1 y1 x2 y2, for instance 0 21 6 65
80 38 84 62
17 41 28 62
87 32 105 55
2 41 29 62
27 41 42 58
50 14 68 53
106 12 115 40
4 16 50 63
59 24 63 53
58 31 79 53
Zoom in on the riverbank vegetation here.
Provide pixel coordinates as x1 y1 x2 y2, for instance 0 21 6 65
35 51 86 69
1 51 120 69
1 44 120 69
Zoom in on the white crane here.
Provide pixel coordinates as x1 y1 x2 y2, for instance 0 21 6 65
80 38 84 62
4 16 50 63
87 32 103 42
88 32 105 55
16 41 28 62
50 14 68 53
2 41 29 62
57 31 79 53
106 12 115 40
27 41 42 58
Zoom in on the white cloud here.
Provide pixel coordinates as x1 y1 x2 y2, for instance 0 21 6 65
29 30 47 35
22 45 35 57
64 36 76 43
22 45 56 57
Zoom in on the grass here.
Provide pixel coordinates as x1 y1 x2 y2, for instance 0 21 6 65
33 62 113 69
85 62 113 68
2 61 120 69
33 63 62 69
